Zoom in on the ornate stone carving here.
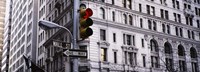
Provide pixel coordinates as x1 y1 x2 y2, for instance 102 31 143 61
97 41 110 48
121 45 138 52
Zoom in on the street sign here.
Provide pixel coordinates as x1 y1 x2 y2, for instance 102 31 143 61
63 49 87 58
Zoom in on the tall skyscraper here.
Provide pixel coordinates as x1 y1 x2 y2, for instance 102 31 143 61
0 0 6 71
4 0 38 72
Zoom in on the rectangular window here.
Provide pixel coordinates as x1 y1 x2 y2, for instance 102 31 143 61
160 9 164 18
139 4 142 12
127 0 132 9
197 20 200 28
141 39 144 47
112 11 115 21
128 52 133 65
113 33 116 42
191 62 198 72
151 6 155 16
146 5 150 14
172 0 175 8
124 51 127 64
167 25 170 34
174 13 177 22
178 14 181 23
143 56 146 67
166 58 173 70
123 34 135 46
127 35 131 45
125 52 137 65
112 0 114 5
148 20 152 30
165 10 169 20
100 29 106 41
179 60 186 71
199 33 200 40
122 0 126 8
151 56 159 68
195 7 198 15
123 34 126 44
153 21 157 31
114 51 117 63
101 48 107 61
175 27 179 36
176 1 179 9
132 36 135 46
140 18 143 28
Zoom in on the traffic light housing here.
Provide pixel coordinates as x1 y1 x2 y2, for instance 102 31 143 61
79 4 93 40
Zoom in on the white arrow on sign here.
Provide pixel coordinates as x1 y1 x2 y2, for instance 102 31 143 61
63 49 87 58
63 50 72 56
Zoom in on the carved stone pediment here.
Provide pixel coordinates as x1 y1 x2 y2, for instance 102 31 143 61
97 41 110 48
121 45 138 52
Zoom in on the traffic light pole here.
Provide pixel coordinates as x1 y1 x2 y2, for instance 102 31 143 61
73 0 79 72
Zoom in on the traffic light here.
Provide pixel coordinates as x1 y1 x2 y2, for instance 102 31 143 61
79 4 93 40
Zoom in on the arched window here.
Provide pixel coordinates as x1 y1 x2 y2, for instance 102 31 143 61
164 42 172 54
178 45 185 56
190 47 198 72
100 7 105 19
190 47 197 58
123 14 127 24
129 15 133 25
150 39 158 52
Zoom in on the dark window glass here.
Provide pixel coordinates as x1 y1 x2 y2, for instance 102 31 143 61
167 25 170 34
178 45 185 56
141 39 144 47
190 48 197 58
162 24 165 33
129 15 133 25
140 18 143 28
143 56 146 67
146 5 150 14
114 52 117 63
100 29 106 40
153 21 157 31
139 4 142 12
113 33 116 42
127 35 131 45
148 20 152 30
164 42 172 54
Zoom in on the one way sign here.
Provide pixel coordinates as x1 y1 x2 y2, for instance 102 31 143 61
63 49 87 58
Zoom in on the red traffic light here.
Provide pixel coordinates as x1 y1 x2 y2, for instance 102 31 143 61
80 8 93 19
79 4 93 40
